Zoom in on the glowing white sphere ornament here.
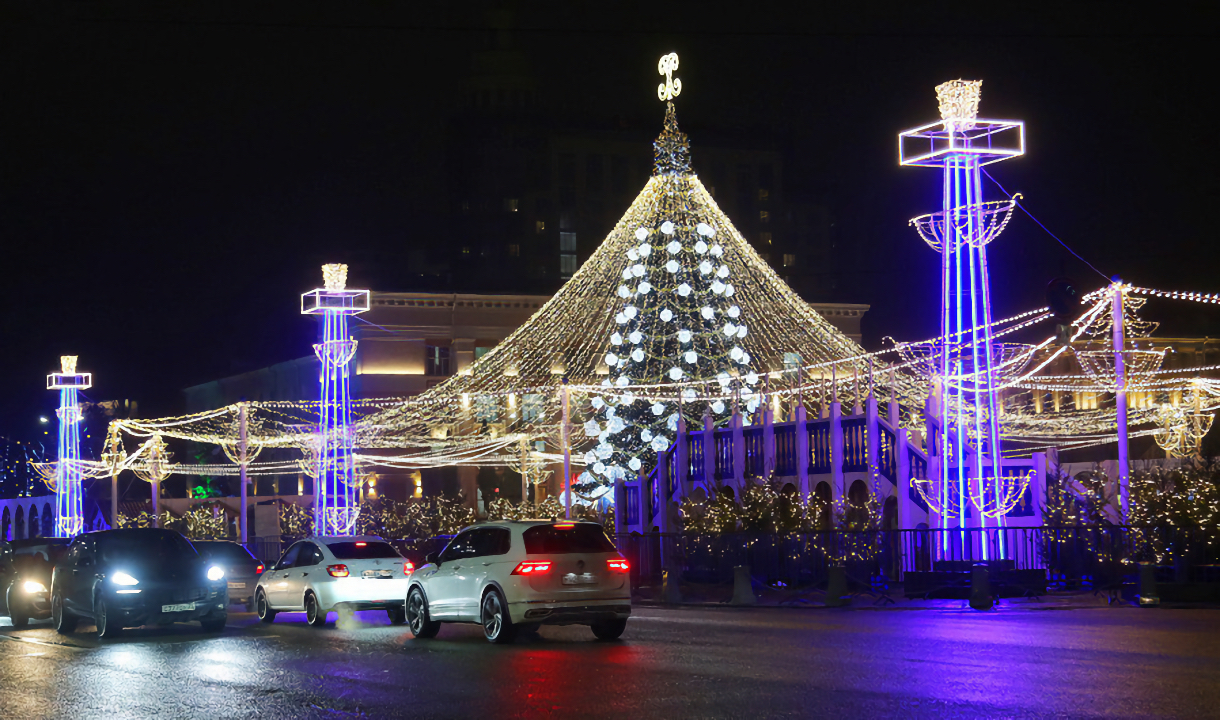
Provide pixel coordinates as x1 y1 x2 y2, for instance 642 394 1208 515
695 240 708 254
667 241 681 254
696 222 715 237
631 348 645 362
677 329 692 343
638 281 652 294
660 221 675 235
660 308 674 322
628 457 642 471
728 305 741 318
669 367 684 380
639 243 651 257
629 330 643 343
666 260 680 273
635 227 649 241
699 261 713 275
685 351 698 364
712 400 726 414
701 306 715 320
677 283 692 297
652 402 666 416
628 248 639 261
711 244 724 257
611 333 623 345
618 285 631 298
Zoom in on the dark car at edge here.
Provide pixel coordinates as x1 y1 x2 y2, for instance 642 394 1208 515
51 528 229 638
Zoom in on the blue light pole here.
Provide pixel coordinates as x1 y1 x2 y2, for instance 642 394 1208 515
302 264 369 536
900 80 1025 558
47 356 91 537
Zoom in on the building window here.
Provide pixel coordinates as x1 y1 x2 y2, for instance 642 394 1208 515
535 220 546 234
759 210 770 223
503 198 519 212
783 253 796 267
460 200 470 214
560 232 577 253
560 254 578 277
758 188 769 201
507 244 520 257
559 153 576 188
760 231 772 245
425 345 451 376
461 246 471 256
760 253 771 263
475 346 494 361
587 154 604 192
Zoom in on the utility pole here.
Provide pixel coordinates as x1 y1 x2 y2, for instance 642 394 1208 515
239 402 249 544
560 379 572 520
1111 278 1130 522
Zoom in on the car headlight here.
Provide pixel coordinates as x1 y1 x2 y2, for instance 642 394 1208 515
207 566 225 582
112 571 139 586
22 581 47 594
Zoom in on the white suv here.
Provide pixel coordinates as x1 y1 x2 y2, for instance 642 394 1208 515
405 520 631 644
255 536 412 627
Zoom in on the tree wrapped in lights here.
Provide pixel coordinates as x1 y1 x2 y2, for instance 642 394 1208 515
586 95 761 485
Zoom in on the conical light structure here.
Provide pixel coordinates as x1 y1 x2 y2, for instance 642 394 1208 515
362 103 873 471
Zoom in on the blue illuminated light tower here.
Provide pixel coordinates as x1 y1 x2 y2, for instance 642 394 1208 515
47 355 92 537
900 81 1025 557
302 264 369 536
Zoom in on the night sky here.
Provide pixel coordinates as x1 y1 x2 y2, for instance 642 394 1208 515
1 1 1215 444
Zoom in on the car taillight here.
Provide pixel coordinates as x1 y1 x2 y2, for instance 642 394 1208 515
607 558 630 573
553 523 575 529
255 563 265 575
327 564 350 577
511 561 552 575
404 561 414 576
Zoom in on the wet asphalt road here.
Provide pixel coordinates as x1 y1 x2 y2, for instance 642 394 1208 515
0 605 1217 719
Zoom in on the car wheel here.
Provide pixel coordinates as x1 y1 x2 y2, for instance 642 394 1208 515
387 606 406 625
405 586 440 639
200 612 227 633
52 591 77 634
255 589 276 623
95 596 120 639
305 593 327 627
590 618 627 641
480 589 517 645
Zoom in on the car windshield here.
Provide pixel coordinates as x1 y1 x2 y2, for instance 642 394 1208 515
99 532 197 565
522 525 617 555
195 543 255 562
327 541 401 560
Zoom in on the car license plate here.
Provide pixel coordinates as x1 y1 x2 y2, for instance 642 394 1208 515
162 602 196 613
228 582 246 589
362 570 392 579
562 573 597 586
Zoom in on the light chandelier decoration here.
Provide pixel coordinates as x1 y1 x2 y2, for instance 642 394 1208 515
46 355 92 537
302 263 369 535
900 79 1026 558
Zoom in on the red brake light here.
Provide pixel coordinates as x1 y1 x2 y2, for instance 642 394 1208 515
356 542 367 546
607 558 630 573
404 561 414 576
553 523 575 529
512 561 552 575
255 563 265 575
326 564 350 577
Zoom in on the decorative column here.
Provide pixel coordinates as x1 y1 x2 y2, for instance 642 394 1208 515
731 410 745 488
795 405 810 495
47 356 91 537
675 416 690 497
703 413 716 494
301 263 369 536
829 398 844 504
900 79 1025 557
1111 279 1130 522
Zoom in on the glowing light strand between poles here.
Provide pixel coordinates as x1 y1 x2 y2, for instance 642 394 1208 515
899 80 1025 558
47 356 91 537
302 264 369 536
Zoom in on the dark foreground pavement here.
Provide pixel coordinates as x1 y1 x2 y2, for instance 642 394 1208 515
0 604 1217 719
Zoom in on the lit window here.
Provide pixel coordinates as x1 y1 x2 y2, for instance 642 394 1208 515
503 198 519 212
783 253 796 267
535 220 546 234
758 188 769 201
560 232 577 252
759 210 770 223
760 231 772 245
560 254 578 277
425 345 451 377
475 346 493 361
461 246 471 256
507 244 520 257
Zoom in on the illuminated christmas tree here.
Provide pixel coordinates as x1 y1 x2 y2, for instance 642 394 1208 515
584 60 759 485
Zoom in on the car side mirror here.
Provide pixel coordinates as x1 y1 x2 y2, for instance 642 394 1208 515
425 552 439 566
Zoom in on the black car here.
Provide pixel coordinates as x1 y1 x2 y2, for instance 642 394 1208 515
193 540 264 610
51 529 229 638
0 538 71 626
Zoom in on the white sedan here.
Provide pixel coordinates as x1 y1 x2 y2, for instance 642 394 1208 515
405 520 632 644
255 536 412 626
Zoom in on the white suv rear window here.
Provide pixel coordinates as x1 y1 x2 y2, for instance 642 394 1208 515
328 542 401 560
523 525 616 555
